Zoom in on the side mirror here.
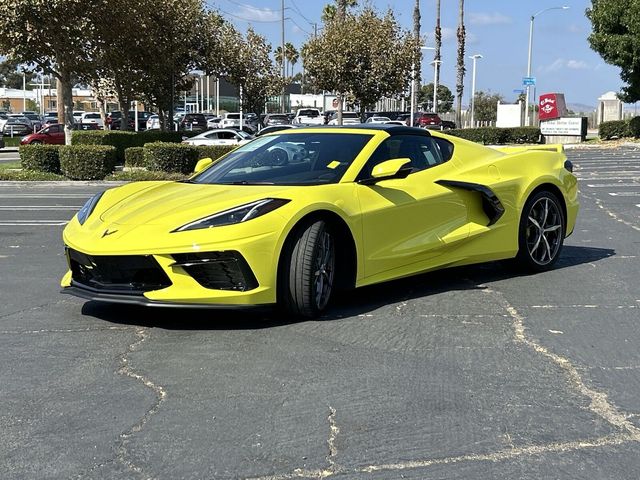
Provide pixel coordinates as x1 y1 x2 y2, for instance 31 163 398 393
193 157 213 174
360 158 412 185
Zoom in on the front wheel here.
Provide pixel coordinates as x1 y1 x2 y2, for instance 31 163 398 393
280 220 336 318
515 190 566 272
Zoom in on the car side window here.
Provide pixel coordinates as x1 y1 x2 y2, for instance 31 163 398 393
357 134 445 180
218 131 236 140
205 132 219 139
48 125 60 133
433 137 454 161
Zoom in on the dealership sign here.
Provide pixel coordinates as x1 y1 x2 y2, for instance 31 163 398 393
539 93 568 121
540 117 586 136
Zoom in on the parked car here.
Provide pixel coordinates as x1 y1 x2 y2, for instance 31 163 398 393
80 112 104 128
328 111 361 125
293 108 323 126
181 128 253 146
179 113 207 132
20 123 66 145
146 114 160 130
72 111 85 125
263 113 290 127
21 111 42 131
220 113 241 129
2 117 32 136
410 112 442 129
365 116 391 124
106 111 152 130
206 116 222 129
441 120 456 130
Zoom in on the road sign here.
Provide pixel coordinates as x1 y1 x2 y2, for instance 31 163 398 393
522 77 536 86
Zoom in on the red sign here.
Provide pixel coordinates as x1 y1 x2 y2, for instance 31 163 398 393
539 93 568 121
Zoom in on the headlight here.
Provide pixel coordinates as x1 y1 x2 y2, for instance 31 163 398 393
77 192 104 225
173 198 290 232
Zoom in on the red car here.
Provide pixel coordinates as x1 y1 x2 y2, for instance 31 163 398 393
408 112 443 129
20 124 65 145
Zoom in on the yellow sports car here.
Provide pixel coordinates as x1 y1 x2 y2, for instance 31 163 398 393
61 125 578 318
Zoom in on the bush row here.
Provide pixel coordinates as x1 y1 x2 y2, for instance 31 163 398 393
20 145 117 180
19 143 236 180
71 130 199 163
125 143 236 173
445 127 541 144
598 120 631 140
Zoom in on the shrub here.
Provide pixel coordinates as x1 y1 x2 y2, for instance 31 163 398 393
125 147 145 167
0 170 66 181
195 145 236 161
20 145 61 173
59 145 117 180
72 129 188 163
446 127 541 145
629 116 640 138
143 142 199 174
599 120 630 140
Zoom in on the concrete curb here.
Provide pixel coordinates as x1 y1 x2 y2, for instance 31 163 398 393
0 181 126 187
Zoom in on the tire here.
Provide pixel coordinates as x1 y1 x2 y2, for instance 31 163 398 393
515 190 566 272
280 220 336 318
29 140 42 144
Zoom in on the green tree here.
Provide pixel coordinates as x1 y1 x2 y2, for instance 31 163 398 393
418 83 454 112
304 6 414 121
321 0 358 22
587 0 640 101
221 28 284 116
0 60 35 90
473 91 503 122
0 0 97 143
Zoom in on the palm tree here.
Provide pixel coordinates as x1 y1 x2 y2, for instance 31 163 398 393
285 42 299 77
455 0 465 127
435 0 442 97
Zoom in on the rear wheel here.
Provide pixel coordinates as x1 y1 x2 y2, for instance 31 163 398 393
516 190 566 271
29 140 42 145
280 220 336 318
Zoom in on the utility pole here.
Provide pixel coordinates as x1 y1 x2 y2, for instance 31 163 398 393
412 0 421 119
336 1 347 125
281 0 286 113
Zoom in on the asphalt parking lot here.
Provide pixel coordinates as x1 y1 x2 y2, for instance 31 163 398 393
1 145 639 479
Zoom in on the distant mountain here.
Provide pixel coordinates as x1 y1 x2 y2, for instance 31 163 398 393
567 103 595 114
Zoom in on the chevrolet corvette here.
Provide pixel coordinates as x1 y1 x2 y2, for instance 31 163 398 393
61 125 578 318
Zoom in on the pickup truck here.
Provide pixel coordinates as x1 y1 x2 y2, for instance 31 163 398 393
292 108 324 126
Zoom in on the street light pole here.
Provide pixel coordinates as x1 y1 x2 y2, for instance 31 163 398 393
469 54 482 127
525 6 569 126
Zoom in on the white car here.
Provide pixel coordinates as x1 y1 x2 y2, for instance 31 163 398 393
181 128 253 146
220 113 241 128
365 116 391 124
292 108 324 126
80 112 104 128
73 111 85 124
206 117 222 129
147 115 160 130
328 111 361 125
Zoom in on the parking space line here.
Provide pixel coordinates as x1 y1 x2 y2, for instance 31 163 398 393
0 221 68 226
586 183 639 188
609 192 640 196
0 206 81 210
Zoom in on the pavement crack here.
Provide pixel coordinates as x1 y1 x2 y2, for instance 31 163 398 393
115 327 167 478
480 284 640 438
326 406 340 473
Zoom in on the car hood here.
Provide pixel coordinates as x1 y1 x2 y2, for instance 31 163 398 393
98 181 293 229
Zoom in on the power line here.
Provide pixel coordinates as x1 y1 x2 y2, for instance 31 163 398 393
289 17 311 36
289 0 315 26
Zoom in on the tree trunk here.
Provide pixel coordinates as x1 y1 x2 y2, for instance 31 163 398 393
413 0 421 115
455 0 466 128
58 70 74 145
118 95 130 132
97 96 107 130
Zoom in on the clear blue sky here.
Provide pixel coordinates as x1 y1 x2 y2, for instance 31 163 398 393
211 0 622 108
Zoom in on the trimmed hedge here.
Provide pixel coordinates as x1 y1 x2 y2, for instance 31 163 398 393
59 145 117 180
195 145 236 161
629 116 640 138
125 147 145 167
446 127 541 145
20 145 61 173
599 120 630 140
105 170 188 182
143 142 199 174
71 130 189 163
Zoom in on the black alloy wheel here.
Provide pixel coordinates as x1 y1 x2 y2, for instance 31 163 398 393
516 190 566 271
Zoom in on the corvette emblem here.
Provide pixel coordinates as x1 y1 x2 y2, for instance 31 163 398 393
102 228 118 238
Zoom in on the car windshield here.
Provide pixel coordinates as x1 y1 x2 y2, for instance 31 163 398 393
298 110 319 117
191 132 373 186
226 113 240 120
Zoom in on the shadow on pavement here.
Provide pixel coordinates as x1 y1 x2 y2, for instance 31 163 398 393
81 245 614 329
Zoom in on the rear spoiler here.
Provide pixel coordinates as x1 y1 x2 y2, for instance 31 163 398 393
490 144 564 154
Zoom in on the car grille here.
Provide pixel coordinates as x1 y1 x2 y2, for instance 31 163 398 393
67 248 172 294
171 251 258 292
